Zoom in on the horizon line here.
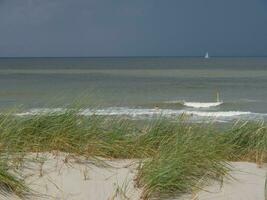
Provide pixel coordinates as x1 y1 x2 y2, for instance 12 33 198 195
0 55 267 59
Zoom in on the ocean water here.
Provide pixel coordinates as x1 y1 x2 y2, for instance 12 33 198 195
1 57 267 122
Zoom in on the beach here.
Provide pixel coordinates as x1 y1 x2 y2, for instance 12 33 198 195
2 152 266 200
1 0 267 198
192 162 267 200
1 153 141 200
0 111 265 199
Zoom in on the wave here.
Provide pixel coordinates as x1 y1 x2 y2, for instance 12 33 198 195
186 111 251 117
81 108 252 118
182 102 223 108
16 108 67 116
15 107 265 121
164 100 223 108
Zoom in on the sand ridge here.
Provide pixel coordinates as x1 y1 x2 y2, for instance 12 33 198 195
1 153 266 200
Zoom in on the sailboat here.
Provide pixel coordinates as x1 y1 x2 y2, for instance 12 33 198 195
205 52 209 59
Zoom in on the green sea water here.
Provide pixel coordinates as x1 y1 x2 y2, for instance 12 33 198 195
1 57 267 121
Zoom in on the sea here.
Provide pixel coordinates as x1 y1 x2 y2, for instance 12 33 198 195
1 57 267 122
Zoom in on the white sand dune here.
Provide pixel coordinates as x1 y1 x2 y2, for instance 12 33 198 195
180 162 267 200
1 154 266 200
2 153 141 200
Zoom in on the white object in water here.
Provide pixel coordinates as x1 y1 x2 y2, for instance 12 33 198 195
205 52 209 59
183 102 223 108
183 92 223 108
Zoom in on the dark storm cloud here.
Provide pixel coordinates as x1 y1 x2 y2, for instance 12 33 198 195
0 0 267 57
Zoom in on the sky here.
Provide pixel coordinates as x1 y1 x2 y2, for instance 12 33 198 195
0 0 267 57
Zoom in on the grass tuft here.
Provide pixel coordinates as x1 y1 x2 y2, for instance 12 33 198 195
0 108 266 199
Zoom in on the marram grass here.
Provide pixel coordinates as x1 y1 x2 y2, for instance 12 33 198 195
223 121 267 165
136 120 233 199
0 109 266 199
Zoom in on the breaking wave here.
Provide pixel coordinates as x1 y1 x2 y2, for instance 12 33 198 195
182 102 223 108
15 107 266 122
164 101 223 108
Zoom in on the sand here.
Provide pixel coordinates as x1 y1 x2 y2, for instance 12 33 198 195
1 153 266 200
181 162 267 200
2 153 142 200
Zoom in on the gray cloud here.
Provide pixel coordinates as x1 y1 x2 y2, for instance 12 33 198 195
0 0 267 57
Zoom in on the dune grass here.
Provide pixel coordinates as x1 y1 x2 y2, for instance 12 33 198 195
223 121 267 165
0 161 29 198
0 109 266 199
265 174 267 200
136 121 233 199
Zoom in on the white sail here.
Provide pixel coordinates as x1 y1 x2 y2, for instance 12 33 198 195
205 52 209 59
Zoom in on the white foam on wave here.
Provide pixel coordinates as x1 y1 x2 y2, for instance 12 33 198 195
81 108 253 118
16 108 67 116
183 102 223 108
186 111 251 117
15 107 263 121
80 108 177 117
